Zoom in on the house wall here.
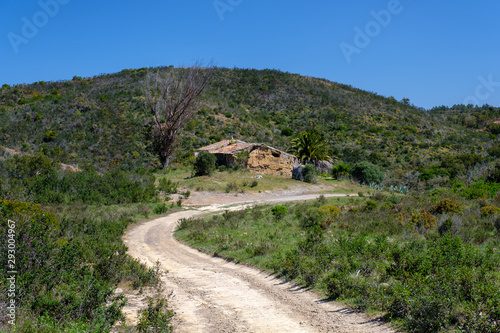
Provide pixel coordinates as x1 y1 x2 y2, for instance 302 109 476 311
246 145 298 177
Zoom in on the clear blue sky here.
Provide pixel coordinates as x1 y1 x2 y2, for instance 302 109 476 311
2 0 499 109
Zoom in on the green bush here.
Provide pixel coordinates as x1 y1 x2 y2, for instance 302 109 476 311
153 203 169 214
137 297 174 333
0 200 159 330
331 162 351 180
158 178 177 194
350 161 384 185
429 198 461 214
281 127 293 136
193 151 216 176
363 200 378 211
301 164 317 184
43 130 57 142
271 205 287 220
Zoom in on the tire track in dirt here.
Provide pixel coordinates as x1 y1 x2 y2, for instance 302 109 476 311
124 195 397 333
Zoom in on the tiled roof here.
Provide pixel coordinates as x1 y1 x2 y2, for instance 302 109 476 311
211 142 254 154
197 140 247 152
197 140 296 158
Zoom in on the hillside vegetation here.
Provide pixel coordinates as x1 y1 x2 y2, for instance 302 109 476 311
1 67 499 177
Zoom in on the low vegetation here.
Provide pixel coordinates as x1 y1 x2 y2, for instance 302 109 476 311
176 191 500 332
0 200 168 332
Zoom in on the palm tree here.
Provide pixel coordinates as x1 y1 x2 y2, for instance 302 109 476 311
290 130 331 164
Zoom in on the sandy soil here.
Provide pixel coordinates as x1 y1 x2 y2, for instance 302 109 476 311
123 194 396 333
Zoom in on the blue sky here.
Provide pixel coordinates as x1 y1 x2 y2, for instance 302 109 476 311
1 0 499 109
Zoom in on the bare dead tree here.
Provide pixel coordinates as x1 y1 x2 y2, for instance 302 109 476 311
144 64 214 168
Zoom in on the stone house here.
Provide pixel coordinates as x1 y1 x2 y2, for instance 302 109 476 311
196 140 299 177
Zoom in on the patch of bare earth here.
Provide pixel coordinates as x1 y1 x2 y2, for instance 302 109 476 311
123 194 396 333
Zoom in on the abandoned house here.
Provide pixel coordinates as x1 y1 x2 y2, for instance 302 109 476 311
196 140 299 177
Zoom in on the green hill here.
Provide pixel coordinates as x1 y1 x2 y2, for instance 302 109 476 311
0 67 498 176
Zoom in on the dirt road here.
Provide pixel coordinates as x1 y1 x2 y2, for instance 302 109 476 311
124 194 396 333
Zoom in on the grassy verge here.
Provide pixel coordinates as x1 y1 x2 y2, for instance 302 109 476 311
175 192 500 332
155 165 362 194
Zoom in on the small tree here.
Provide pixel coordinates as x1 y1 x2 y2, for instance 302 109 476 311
331 162 351 180
193 151 216 176
144 64 214 168
350 161 384 185
290 130 331 164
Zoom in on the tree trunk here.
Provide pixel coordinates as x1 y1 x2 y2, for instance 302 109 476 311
161 156 172 169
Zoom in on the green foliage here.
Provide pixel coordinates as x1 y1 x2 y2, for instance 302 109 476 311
331 162 351 180
153 203 169 214
350 161 384 185
429 198 462 214
158 178 178 194
486 122 500 134
193 151 216 176
487 144 500 157
1 155 156 204
43 130 58 142
290 130 331 164
271 205 287 220
0 200 160 331
176 191 500 333
281 127 293 136
363 199 378 211
453 180 500 199
301 164 317 184
136 297 174 332
0 67 496 177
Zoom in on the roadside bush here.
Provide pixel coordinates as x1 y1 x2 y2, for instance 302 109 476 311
0 200 156 330
136 297 174 333
350 161 384 185
153 203 169 214
271 205 288 220
302 164 317 184
193 151 216 176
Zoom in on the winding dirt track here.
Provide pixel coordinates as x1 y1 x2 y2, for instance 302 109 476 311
124 195 396 333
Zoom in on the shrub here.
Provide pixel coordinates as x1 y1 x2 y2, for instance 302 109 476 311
302 164 317 184
350 161 384 184
410 209 438 230
271 205 288 220
363 200 378 211
429 199 462 214
331 162 351 180
193 151 216 176
481 205 500 216
486 123 500 135
43 130 57 142
225 182 238 193
281 127 293 136
158 178 177 194
153 203 169 214
137 297 174 333
250 180 259 187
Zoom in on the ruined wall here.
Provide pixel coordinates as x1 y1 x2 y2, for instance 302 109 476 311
246 145 298 177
